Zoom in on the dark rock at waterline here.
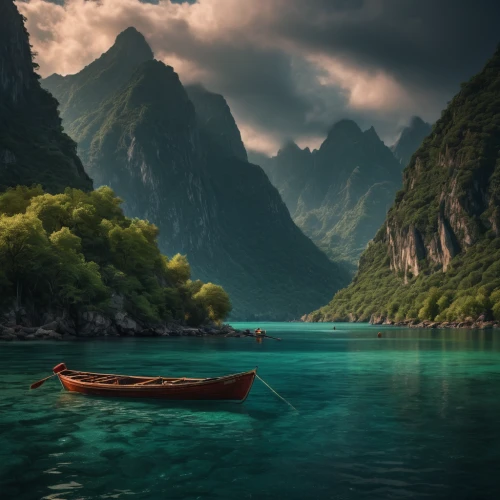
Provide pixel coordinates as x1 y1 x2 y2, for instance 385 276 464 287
376 317 499 330
0 313 239 341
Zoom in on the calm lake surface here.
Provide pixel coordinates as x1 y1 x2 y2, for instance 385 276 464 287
1 322 500 499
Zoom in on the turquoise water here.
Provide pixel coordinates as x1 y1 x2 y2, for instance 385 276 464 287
1 322 500 499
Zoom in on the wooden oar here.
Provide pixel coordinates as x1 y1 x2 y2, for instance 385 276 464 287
263 334 282 341
30 373 57 390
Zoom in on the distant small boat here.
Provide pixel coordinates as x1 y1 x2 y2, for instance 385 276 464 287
45 363 257 402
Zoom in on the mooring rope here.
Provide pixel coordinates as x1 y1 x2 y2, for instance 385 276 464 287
256 374 298 412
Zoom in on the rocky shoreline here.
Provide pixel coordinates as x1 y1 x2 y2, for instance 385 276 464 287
0 309 244 342
370 315 499 329
301 313 500 329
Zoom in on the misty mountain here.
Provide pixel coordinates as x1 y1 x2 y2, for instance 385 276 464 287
391 116 432 168
252 120 402 269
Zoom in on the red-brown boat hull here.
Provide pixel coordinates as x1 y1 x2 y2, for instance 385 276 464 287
57 369 256 402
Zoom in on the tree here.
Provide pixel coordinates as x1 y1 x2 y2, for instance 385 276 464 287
0 212 49 318
166 254 191 284
418 287 440 321
27 193 71 233
0 185 43 216
48 227 108 309
107 221 159 276
194 283 232 324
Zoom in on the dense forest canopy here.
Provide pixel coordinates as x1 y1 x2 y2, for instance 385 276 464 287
308 237 500 323
0 186 231 326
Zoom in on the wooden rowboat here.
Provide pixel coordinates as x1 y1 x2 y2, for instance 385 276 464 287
49 363 257 402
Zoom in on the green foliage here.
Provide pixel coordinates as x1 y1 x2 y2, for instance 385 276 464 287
193 283 232 324
418 287 440 321
311 233 500 323
166 254 191 284
0 185 44 216
0 186 229 325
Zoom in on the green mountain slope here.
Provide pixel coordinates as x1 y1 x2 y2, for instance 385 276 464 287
0 0 92 193
42 27 154 138
42 32 349 320
307 45 500 324
253 121 402 269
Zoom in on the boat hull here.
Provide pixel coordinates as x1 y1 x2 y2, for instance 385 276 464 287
57 369 256 402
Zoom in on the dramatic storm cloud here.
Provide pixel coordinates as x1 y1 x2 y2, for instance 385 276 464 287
18 0 500 154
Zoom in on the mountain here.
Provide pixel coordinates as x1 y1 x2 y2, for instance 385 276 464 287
307 45 500 324
0 0 92 193
42 30 349 320
185 84 248 161
391 116 432 168
256 120 402 269
42 27 154 137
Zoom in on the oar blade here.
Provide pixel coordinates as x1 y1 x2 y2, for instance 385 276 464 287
30 373 54 390
30 379 46 390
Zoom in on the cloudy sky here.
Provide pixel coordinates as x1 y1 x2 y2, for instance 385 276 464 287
18 0 500 154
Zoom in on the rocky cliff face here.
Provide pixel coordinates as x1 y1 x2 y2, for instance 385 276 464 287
42 29 349 320
186 85 248 161
79 60 220 261
307 44 500 324
42 27 154 136
385 74 500 278
0 0 92 193
391 116 432 168
256 120 401 268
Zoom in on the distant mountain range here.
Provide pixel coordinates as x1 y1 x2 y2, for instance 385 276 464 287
307 44 500 325
250 120 407 269
42 28 350 320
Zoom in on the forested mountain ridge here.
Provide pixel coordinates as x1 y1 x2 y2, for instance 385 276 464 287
255 120 402 269
0 0 92 193
42 29 350 320
306 45 500 324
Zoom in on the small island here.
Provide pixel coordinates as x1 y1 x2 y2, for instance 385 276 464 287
0 186 232 341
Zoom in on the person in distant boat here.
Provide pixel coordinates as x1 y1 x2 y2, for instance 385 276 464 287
255 328 263 336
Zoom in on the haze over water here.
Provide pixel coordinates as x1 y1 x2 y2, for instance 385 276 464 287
1 323 500 499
